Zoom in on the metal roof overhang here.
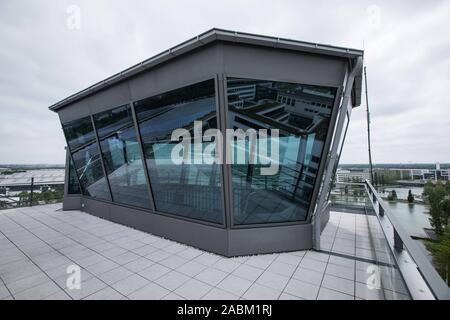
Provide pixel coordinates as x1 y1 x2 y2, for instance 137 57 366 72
49 28 364 112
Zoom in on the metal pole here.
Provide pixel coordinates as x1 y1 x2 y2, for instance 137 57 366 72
29 177 34 206
364 66 374 185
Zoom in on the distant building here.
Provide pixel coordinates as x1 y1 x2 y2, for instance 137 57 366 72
410 168 449 181
336 169 370 183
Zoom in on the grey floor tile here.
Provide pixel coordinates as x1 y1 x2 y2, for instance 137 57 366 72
176 261 208 277
284 279 320 300
0 285 11 299
145 250 172 263
278 292 303 300
328 255 356 268
299 258 327 273
154 270 190 291
265 261 296 278
85 259 119 276
7 272 51 294
275 253 303 267
325 263 355 281
193 253 221 267
304 251 330 263
317 287 354 300
232 264 264 282
111 274 150 296
242 283 281 300
110 251 141 265
128 282 170 300
65 277 107 300
217 275 253 297
96 266 134 285
174 278 212 300
162 292 184 300
195 267 229 286
138 263 171 281
292 267 324 286
176 247 203 260
256 271 290 291
83 286 125 300
159 255 189 269
123 257 154 273
14 281 62 300
44 290 72 300
212 258 241 273
202 288 239 300
321 274 355 296
244 255 274 269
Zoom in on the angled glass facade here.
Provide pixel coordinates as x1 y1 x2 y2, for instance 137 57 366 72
60 78 336 225
67 157 81 194
227 78 336 224
134 79 224 224
53 30 363 256
93 105 152 209
63 116 111 200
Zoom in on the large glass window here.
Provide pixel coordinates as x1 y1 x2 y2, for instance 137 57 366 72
68 157 81 194
63 116 111 200
93 105 151 209
227 77 336 224
134 80 224 224
63 116 97 150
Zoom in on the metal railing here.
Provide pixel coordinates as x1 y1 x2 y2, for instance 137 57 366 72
364 179 450 300
0 177 64 210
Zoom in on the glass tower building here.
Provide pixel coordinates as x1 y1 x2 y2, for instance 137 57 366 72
50 29 364 256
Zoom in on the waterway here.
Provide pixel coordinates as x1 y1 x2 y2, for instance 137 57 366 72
386 201 431 238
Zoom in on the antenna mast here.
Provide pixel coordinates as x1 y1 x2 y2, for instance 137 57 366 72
364 66 374 185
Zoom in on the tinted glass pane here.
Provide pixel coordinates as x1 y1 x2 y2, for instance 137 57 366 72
63 116 96 150
68 156 81 194
227 78 336 224
93 105 151 209
71 141 111 200
135 80 223 224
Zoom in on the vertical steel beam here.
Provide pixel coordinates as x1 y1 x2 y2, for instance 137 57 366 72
216 74 232 229
63 147 70 196
130 103 156 212
90 115 114 202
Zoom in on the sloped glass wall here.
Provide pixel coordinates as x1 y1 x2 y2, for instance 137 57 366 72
226 78 336 224
67 157 81 194
93 105 152 209
134 80 224 224
63 116 111 200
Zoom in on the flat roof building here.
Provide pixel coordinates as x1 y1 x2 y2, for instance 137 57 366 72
50 29 363 256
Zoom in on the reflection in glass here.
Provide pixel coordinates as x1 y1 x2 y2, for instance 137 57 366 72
94 105 151 209
63 116 97 150
135 80 223 224
71 141 111 200
63 116 111 200
227 78 336 224
68 157 81 194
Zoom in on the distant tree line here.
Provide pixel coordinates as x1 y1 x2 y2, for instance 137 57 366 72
423 181 450 285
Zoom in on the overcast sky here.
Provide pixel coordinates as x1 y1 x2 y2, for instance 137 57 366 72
0 0 448 165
